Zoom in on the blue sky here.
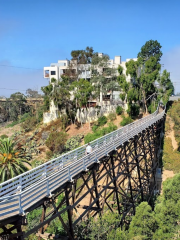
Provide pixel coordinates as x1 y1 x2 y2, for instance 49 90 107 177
0 0 180 97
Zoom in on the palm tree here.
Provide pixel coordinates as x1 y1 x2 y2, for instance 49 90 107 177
0 138 31 182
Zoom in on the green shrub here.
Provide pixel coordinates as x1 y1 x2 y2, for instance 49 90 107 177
92 124 99 132
98 116 107 126
84 123 117 144
60 114 69 130
21 116 37 132
116 106 123 115
65 134 83 151
45 131 68 155
127 103 140 118
108 112 117 121
0 134 8 139
6 121 19 128
120 116 133 126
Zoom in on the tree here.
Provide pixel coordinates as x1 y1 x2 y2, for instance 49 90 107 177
71 78 93 108
157 69 174 104
117 65 140 117
137 40 162 63
26 88 42 98
71 46 94 64
126 40 162 114
128 202 157 240
91 54 119 104
5 92 29 121
0 138 31 182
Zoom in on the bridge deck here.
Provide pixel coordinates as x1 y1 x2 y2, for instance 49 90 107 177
0 107 165 221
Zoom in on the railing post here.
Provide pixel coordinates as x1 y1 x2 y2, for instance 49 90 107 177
18 194 24 215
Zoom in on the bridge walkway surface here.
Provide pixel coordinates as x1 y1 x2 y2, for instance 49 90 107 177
0 107 165 224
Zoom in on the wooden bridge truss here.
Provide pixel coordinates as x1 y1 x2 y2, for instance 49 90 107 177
0 116 165 240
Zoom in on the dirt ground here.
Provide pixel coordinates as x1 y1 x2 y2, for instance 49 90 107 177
165 116 178 150
0 123 21 137
162 115 177 182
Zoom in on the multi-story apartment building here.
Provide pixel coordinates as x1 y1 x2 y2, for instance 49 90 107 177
44 54 136 81
43 54 137 123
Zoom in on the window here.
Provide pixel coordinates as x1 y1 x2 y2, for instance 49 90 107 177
64 63 66 66
51 71 56 75
45 70 49 77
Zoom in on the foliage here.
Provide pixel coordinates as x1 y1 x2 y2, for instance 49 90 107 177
0 134 8 139
98 116 108 126
91 54 119 103
21 116 37 132
0 138 31 182
60 114 69 130
137 40 162 63
71 78 94 108
108 112 117 121
76 211 123 240
92 124 99 132
45 131 68 157
71 46 94 64
84 123 117 144
128 202 157 239
116 106 123 115
127 103 140 118
65 134 83 152
157 70 174 105
5 92 29 121
120 116 133 126
167 100 180 145
153 174 180 239
26 88 42 98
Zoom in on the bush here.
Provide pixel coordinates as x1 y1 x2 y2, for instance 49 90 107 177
127 103 140 118
84 123 117 144
65 134 83 152
0 134 8 139
6 121 19 128
108 113 117 121
92 124 99 132
60 114 69 130
98 116 107 126
116 106 123 115
21 116 37 132
45 131 68 155
120 116 133 126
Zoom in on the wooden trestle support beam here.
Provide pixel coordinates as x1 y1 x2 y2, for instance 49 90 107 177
0 117 165 240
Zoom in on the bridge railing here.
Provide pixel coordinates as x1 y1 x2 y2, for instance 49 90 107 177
0 106 165 220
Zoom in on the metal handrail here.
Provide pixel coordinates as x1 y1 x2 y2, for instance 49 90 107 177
0 106 165 220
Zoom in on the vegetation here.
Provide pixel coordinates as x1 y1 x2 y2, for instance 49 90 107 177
45 131 68 159
65 134 83 152
0 138 31 182
108 112 117 121
75 173 180 240
116 106 123 115
84 122 117 143
98 116 108 126
120 116 133 126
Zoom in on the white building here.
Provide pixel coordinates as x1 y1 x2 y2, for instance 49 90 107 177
43 54 137 123
44 54 137 85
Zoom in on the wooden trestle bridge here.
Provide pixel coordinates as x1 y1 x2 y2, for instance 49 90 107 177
0 106 166 240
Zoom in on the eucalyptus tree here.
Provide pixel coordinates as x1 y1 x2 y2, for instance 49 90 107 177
91 54 119 104
126 40 162 114
157 69 174 104
0 138 31 182
71 78 94 108
5 92 29 121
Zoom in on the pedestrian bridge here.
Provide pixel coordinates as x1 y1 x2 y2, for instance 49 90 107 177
0 106 166 239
